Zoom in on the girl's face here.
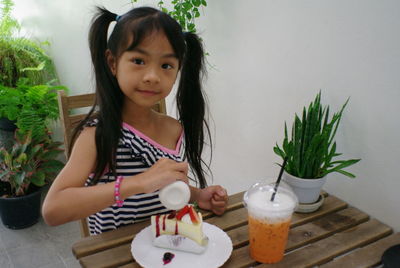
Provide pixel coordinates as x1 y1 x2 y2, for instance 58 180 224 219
108 31 179 110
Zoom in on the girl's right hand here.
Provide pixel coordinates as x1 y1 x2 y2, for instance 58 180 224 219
139 158 189 193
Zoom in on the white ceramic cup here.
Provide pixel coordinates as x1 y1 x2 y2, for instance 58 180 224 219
159 181 190 210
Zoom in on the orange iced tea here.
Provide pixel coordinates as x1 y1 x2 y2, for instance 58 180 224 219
243 182 298 264
248 215 291 263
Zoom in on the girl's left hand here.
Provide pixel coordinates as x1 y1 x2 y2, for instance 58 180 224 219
197 185 228 215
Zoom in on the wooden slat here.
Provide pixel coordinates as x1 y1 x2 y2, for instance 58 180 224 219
119 263 141 268
288 206 369 249
79 244 132 268
320 232 400 268
206 207 248 231
291 194 347 227
153 101 165 114
57 90 72 157
72 220 149 258
225 191 245 211
69 114 89 130
255 219 392 268
67 93 95 109
222 206 369 268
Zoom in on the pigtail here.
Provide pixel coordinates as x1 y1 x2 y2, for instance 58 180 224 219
89 7 125 184
177 32 211 189
70 7 123 185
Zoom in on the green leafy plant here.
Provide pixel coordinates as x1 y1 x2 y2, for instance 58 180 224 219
274 92 361 179
0 0 58 87
0 80 66 139
0 130 64 197
131 0 207 32
0 0 66 199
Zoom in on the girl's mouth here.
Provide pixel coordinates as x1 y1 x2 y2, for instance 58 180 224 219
136 89 159 96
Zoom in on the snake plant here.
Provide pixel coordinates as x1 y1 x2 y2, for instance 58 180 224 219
274 92 360 179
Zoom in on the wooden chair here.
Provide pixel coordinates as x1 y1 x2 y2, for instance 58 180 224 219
57 90 166 237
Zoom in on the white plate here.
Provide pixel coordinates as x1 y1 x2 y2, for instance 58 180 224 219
131 222 233 268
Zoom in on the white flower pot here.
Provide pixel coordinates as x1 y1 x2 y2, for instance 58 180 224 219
282 171 327 204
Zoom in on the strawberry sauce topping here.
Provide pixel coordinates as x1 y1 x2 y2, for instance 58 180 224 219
167 210 176 219
162 215 166 231
155 215 160 237
175 221 179 235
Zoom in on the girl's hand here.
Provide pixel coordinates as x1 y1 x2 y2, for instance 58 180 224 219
197 185 228 215
140 158 189 193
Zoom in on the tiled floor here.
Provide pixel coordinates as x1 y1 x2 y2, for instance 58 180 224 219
0 217 81 268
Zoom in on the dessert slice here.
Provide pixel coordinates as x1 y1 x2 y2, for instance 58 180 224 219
151 205 209 253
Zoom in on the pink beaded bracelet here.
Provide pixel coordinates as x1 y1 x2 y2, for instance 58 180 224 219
114 176 124 207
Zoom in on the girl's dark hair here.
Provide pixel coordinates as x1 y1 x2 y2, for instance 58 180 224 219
71 6 211 188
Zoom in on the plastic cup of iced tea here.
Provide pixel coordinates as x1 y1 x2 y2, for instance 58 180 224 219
243 181 298 263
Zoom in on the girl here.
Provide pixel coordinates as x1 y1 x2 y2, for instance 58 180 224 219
42 6 228 235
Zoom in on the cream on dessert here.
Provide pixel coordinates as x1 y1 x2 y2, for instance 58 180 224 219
151 204 208 253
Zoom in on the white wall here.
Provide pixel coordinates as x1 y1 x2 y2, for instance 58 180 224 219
14 0 400 231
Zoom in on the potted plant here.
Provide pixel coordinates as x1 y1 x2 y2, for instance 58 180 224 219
273 92 361 208
0 130 64 229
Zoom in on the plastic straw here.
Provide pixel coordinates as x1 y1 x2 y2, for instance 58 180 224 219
271 157 288 202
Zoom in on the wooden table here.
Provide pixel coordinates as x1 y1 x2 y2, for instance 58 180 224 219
72 192 400 267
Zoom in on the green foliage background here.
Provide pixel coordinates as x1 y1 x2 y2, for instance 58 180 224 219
131 0 207 33
0 0 65 140
0 0 58 87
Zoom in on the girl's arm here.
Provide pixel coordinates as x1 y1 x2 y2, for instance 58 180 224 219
42 127 188 226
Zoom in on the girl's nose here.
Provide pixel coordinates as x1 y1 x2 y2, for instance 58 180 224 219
143 67 160 84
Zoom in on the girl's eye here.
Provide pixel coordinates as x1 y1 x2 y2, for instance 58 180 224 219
132 58 144 65
161 63 173 70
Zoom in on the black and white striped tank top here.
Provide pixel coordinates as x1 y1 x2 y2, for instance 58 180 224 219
85 120 185 235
